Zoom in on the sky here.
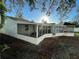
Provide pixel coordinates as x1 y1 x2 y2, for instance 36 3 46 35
6 0 79 23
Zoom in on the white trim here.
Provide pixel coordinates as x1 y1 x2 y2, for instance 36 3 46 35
17 34 37 44
16 33 74 45
0 15 1 24
36 24 38 38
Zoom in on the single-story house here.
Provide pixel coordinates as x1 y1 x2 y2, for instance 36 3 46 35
64 22 79 32
0 16 74 45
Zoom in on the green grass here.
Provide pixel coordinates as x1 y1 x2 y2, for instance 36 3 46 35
74 32 79 37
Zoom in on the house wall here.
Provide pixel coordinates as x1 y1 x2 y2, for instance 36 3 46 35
74 28 79 32
37 34 53 44
17 34 37 44
0 17 17 37
37 33 74 45
51 25 74 33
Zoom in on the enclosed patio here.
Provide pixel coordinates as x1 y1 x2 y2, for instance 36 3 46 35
17 23 52 38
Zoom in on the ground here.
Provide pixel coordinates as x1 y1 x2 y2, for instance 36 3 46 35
0 33 39 59
39 36 79 59
0 33 79 59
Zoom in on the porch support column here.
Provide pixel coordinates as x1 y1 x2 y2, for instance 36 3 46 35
36 24 38 38
0 15 1 24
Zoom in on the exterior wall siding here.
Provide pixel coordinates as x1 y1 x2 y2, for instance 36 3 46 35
74 28 79 32
0 17 17 37
17 34 37 44
51 25 74 33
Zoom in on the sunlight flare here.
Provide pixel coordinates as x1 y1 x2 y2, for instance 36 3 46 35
40 15 50 23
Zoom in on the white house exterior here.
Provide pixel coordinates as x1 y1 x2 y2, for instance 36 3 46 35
0 16 17 37
0 16 75 45
74 28 79 32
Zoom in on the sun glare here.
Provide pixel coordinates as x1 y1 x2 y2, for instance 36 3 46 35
40 15 50 23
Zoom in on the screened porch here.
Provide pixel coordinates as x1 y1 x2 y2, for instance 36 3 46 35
17 23 52 38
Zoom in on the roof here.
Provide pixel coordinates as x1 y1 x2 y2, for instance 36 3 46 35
6 16 54 26
6 16 34 23
64 22 75 25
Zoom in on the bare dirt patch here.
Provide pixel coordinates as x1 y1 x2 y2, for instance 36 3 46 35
39 36 79 59
1 33 79 59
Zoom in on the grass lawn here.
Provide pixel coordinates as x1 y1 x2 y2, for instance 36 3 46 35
74 32 79 37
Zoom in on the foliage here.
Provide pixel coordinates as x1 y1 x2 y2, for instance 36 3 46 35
0 2 7 28
0 0 76 28
0 44 4 51
74 32 79 37
73 7 79 25
4 0 76 17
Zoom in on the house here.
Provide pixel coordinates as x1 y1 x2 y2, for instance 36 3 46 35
64 22 79 32
0 16 53 44
0 16 74 45
63 22 75 32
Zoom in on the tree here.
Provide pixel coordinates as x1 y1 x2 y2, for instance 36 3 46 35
5 0 76 15
74 6 79 25
0 0 6 28
0 0 76 28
